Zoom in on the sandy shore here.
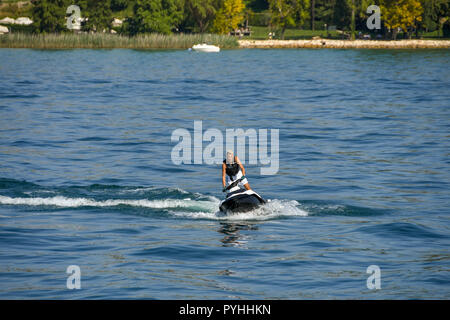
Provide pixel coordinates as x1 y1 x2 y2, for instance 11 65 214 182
239 39 450 49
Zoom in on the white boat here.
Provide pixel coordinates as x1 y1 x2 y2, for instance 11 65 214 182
0 25 9 34
15 17 33 25
0 17 15 25
192 43 220 53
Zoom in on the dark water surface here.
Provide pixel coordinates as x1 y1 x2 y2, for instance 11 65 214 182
0 48 449 299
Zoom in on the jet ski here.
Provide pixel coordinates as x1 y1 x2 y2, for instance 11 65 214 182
192 43 220 52
219 177 266 214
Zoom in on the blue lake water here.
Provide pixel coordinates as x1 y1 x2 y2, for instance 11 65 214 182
0 48 449 299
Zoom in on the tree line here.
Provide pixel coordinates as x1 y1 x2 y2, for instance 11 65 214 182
31 0 450 39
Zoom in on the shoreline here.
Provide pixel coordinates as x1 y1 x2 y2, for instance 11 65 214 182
238 39 450 49
0 33 239 49
1 33 449 49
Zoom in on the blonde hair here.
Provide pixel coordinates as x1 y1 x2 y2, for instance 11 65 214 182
226 150 234 164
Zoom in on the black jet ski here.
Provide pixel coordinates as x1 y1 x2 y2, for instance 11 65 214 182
219 177 266 213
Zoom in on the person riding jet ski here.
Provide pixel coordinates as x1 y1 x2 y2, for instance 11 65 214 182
222 150 251 192
220 150 266 213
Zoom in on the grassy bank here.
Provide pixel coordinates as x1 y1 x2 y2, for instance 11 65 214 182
248 26 340 40
0 32 239 49
239 39 450 49
2 31 448 50
247 26 450 41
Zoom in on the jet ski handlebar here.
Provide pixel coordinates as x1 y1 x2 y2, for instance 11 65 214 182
222 176 245 192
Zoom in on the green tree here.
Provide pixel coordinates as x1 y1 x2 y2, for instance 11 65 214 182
420 0 449 36
358 0 372 23
184 0 218 32
245 0 269 11
333 0 351 30
126 0 184 34
268 0 309 39
378 0 423 39
77 0 113 32
111 0 129 12
350 0 355 39
31 0 70 33
212 0 246 34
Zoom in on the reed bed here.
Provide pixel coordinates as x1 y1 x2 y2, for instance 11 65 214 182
0 32 239 49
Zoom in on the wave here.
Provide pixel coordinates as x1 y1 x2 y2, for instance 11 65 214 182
356 222 448 239
297 202 389 217
169 199 308 221
0 178 388 220
0 194 308 221
0 195 217 211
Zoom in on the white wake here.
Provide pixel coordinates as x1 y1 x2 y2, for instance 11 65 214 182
0 195 308 220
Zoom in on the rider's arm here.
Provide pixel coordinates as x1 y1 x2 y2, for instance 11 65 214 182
222 163 226 187
236 156 246 176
